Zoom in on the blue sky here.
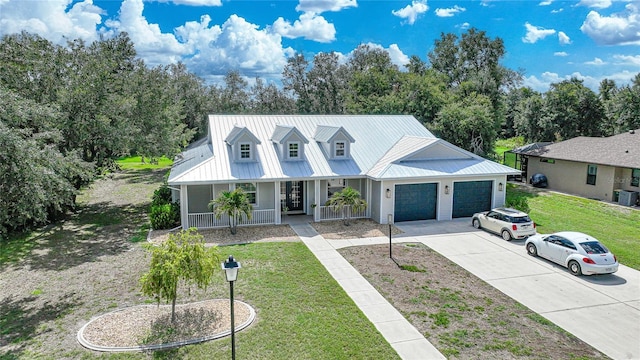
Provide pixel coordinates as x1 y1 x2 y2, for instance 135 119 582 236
1 0 639 92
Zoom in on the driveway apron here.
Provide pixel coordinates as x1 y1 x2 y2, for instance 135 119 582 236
397 219 640 360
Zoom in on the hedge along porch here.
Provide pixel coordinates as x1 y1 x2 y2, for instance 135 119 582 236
168 115 519 230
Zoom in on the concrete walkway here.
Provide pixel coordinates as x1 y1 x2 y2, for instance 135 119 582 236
289 221 446 360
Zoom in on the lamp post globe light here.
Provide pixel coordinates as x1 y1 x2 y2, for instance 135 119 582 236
222 255 241 360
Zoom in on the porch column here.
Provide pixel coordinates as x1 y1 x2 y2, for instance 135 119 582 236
275 181 281 224
180 185 189 229
314 179 320 222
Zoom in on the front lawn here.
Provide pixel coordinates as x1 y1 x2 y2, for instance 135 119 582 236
507 184 640 270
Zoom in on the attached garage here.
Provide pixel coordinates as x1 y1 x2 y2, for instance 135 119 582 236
452 181 492 218
394 183 437 222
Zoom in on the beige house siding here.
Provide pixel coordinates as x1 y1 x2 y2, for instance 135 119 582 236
527 158 618 201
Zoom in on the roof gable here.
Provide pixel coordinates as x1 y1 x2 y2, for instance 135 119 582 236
225 125 261 146
399 140 475 162
271 125 309 144
313 125 356 143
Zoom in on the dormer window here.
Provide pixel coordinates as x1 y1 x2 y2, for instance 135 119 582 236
240 143 252 159
335 141 345 157
225 125 260 162
271 125 308 162
288 142 300 159
314 125 355 160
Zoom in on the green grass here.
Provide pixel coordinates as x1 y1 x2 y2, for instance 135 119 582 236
507 184 640 270
116 155 173 170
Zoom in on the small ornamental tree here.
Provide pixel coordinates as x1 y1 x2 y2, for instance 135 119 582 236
208 188 253 235
325 186 367 226
140 228 220 323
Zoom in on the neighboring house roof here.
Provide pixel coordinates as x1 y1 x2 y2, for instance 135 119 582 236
168 115 519 185
509 142 553 154
518 129 640 169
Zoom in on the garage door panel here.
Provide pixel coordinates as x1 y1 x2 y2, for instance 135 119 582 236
452 181 492 218
395 183 437 222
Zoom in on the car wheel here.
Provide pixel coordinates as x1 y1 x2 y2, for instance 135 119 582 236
501 229 512 241
526 243 537 257
568 260 582 276
472 219 481 229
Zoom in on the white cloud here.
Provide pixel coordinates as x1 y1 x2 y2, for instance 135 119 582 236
348 42 410 69
272 12 336 43
613 54 640 66
435 5 465 17
578 0 611 9
0 0 103 44
554 51 568 56
580 3 640 45
524 70 637 92
551 8 563 13
392 1 428 25
539 0 553 5
156 0 222 5
522 22 556 43
558 31 571 44
585 57 606 65
105 0 186 66
457 22 470 30
182 14 293 80
296 0 357 13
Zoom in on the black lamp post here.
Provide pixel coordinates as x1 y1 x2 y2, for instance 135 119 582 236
222 255 241 360
387 214 393 259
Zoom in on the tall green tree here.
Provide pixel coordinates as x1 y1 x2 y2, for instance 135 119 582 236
432 93 496 155
249 77 296 114
606 74 640 134
140 228 220 323
543 78 605 140
325 186 367 226
208 188 253 235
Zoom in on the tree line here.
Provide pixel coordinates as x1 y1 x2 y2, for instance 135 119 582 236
1 29 639 238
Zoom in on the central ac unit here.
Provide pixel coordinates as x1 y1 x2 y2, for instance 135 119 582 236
618 190 639 206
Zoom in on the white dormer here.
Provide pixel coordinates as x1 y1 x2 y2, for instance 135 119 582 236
225 125 261 162
271 125 309 161
313 125 355 160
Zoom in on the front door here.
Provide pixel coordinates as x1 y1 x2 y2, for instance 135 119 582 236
282 181 304 213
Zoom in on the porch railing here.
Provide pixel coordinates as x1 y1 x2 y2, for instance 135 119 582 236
318 205 367 221
188 209 275 229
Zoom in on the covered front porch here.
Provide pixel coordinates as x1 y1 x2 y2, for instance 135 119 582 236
178 178 369 230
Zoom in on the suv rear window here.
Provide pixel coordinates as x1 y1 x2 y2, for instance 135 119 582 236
507 216 531 223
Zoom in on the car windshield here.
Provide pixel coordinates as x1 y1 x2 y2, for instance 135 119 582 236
509 216 531 223
580 241 608 254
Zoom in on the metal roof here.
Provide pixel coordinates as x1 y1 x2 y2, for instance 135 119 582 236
168 115 518 185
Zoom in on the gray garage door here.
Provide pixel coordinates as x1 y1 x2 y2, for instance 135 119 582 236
452 181 492 218
394 183 437 222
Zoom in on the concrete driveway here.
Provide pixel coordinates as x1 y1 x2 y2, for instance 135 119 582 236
395 219 640 360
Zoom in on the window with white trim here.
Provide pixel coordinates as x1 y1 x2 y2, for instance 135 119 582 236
240 143 251 159
335 141 345 157
586 164 597 185
237 182 257 204
288 142 300 159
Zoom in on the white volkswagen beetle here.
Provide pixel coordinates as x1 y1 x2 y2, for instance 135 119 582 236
525 231 618 276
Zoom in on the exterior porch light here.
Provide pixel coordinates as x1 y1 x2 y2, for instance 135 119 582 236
386 188 392 198
444 185 450 195
498 182 504 192
222 255 241 360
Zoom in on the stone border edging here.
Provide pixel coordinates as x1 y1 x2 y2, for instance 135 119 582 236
77 300 256 352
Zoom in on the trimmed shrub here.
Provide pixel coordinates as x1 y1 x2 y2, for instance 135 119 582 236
150 202 180 230
152 185 173 207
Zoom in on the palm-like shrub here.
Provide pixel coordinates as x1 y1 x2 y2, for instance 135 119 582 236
325 186 367 226
208 188 253 234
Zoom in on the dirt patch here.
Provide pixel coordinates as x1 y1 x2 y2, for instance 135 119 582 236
339 243 609 360
311 219 402 239
149 224 299 246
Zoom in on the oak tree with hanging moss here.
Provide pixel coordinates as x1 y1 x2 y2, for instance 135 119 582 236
140 228 220 323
